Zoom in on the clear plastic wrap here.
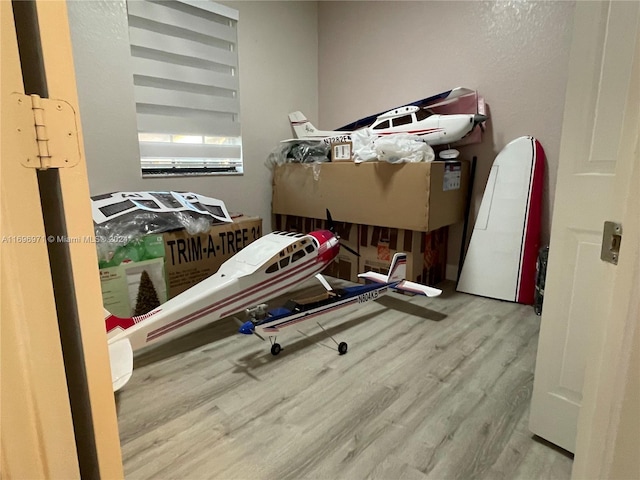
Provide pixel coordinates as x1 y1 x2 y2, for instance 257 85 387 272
268 132 434 166
91 191 231 263
265 140 330 168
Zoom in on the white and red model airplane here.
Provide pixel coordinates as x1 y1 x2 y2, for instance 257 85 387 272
287 87 487 153
238 252 442 356
105 219 350 391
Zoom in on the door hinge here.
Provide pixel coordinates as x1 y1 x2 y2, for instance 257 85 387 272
601 221 622 265
10 92 81 169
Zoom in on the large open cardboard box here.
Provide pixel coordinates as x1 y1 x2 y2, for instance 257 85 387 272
273 213 447 285
272 161 469 232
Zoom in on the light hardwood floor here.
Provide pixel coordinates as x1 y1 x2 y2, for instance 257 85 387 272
116 279 574 479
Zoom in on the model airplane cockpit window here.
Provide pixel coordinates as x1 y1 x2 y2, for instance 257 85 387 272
373 120 390 130
415 109 433 121
393 114 412 127
265 262 278 273
292 250 305 262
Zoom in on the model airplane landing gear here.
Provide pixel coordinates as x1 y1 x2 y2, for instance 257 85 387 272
268 337 282 356
316 322 348 356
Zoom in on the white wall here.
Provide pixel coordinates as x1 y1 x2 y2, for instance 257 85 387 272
67 0 318 229
318 1 575 271
68 0 574 276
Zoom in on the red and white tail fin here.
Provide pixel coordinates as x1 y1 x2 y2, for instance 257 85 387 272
357 252 407 284
288 111 348 140
104 308 134 391
289 111 319 138
357 252 442 298
388 253 407 283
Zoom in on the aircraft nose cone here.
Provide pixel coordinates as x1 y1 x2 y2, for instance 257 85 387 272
473 114 488 125
238 321 255 335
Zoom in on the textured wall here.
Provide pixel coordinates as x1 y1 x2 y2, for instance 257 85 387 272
67 0 318 228
318 1 575 267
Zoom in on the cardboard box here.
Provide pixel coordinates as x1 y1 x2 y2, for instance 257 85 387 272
272 160 469 232
330 141 353 161
273 213 446 285
99 215 262 317
162 216 262 298
358 225 447 285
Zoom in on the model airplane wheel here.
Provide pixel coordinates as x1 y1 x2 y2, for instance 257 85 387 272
271 343 282 356
338 342 348 355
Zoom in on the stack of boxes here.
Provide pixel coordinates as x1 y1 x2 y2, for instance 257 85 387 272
273 214 447 284
272 161 469 284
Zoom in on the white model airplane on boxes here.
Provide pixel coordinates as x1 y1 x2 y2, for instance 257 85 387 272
105 213 356 391
288 87 487 157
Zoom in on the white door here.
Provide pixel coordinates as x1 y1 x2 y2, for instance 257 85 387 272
529 1 640 453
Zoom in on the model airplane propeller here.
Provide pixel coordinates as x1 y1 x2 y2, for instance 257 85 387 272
238 252 442 356
326 209 359 257
105 211 343 391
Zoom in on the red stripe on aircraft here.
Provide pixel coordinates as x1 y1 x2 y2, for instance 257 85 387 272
377 128 443 136
517 139 545 305
145 256 324 340
147 261 326 341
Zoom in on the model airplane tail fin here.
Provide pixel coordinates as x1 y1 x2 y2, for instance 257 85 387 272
357 252 442 297
388 253 407 283
357 253 407 284
104 308 134 391
289 111 318 138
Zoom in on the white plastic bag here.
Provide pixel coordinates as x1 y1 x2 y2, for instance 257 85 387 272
374 134 435 163
352 129 378 163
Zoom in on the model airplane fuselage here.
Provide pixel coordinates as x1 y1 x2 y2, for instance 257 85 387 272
238 253 442 356
106 229 340 390
287 87 487 147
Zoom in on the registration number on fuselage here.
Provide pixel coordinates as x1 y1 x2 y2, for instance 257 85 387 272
358 290 380 303
322 134 352 146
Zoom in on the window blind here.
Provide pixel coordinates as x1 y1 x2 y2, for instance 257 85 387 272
127 0 242 176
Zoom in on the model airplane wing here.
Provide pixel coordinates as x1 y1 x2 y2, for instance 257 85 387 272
109 337 133 392
457 136 544 304
337 87 476 131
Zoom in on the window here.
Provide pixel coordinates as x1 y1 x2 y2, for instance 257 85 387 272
415 108 433 121
279 257 290 269
127 0 242 176
392 114 412 127
265 262 278 274
291 250 306 263
372 119 390 130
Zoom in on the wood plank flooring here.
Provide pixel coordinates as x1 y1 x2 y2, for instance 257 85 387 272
116 279 574 479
